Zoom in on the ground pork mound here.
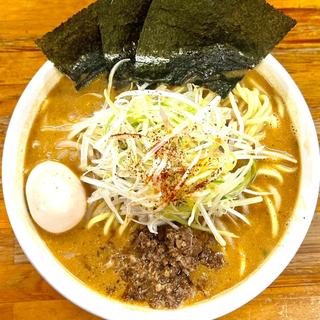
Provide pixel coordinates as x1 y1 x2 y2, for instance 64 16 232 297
117 226 224 309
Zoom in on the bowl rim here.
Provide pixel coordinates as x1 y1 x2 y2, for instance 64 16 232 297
2 54 320 320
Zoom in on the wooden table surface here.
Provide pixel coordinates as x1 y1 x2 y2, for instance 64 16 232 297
0 0 319 319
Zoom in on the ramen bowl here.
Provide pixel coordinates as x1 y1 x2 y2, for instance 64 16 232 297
2 55 320 320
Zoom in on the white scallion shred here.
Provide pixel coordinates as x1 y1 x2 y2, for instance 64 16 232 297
60 60 297 246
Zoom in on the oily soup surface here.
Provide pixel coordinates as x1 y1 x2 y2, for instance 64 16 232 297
24 72 300 305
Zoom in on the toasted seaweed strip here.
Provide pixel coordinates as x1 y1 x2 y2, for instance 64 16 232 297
135 45 257 98
134 0 296 97
36 2 106 90
97 0 152 71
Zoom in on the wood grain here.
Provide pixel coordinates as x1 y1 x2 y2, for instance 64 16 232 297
269 0 320 8
0 0 319 319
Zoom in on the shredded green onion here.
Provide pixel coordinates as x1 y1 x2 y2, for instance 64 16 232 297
63 60 297 246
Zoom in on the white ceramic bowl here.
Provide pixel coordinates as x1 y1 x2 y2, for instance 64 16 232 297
2 55 320 320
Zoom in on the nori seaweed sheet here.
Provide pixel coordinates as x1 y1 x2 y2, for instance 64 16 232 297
36 2 106 90
135 44 257 98
134 0 296 97
97 0 152 71
36 0 152 89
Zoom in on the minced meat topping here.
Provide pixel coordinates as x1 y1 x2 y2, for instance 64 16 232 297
116 226 224 308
